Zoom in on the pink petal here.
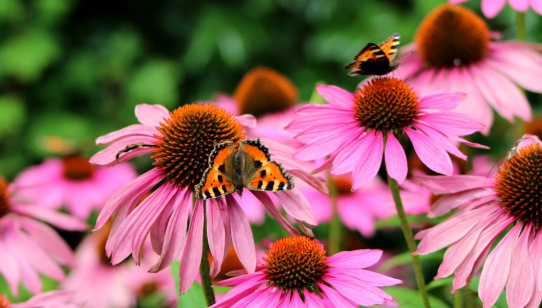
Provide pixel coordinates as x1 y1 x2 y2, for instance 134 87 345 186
95 124 158 145
227 195 256 274
319 283 357 307
149 189 191 272
95 168 162 230
507 225 534 308
275 189 317 226
384 133 407 184
235 114 257 128
12 205 87 231
316 84 355 108
430 188 495 217
405 127 453 175
479 223 522 307
419 112 485 136
509 0 529 11
179 200 204 294
135 104 170 126
330 131 368 174
416 207 491 254
328 249 383 269
352 132 383 190
481 0 507 17
19 217 74 266
533 230 542 294
89 135 156 166
0 241 21 295
413 174 489 194
530 0 542 14
251 191 300 235
207 198 226 277
488 44 542 93
323 277 393 306
419 91 466 110
415 124 466 160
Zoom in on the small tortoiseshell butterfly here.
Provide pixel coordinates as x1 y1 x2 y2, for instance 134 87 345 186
195 139 294 200
345 32 400 76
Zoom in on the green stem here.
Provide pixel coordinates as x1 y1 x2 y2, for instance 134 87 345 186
465 286 476 308
453 291 463 308
199 201 216 306
516 11 526 42
387 174 431 308
327 174 341 254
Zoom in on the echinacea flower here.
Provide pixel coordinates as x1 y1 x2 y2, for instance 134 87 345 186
397 4 542 134
450 0 542 18
212 236 401 307
15 154 136 219
302 174 431 237
90 103 321 294
414 134 542 307
0 175 87 295
287 77 485 190
62 222 175 308
1 291 78 308
214 66 301 145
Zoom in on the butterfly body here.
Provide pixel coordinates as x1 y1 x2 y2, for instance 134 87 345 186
195 139 294 200
345 32 400 76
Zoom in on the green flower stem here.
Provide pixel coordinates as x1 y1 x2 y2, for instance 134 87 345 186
200 201 216 306
387 174 431 308
516 11 526 42
454 291 463 308
327 174 342 255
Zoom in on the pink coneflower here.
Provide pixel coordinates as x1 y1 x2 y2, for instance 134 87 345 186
450 0 542 18
0 176 87 296
1 291 78 308
303 174 431 237
214 66 302 146
414 134 542 307
15 154 137 219
287 77 485 189
62 222 176 308
90 103 320 294
212 236 401 307
397 4 542 134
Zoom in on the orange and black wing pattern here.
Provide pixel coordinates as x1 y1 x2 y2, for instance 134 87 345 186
195 142 236 200
239 139 294 192
345 32 400 76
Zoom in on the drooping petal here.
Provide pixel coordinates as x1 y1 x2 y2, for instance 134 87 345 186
207 198 226 277
418 91 466 110
179 200 205 294
328 249 383 269
481 0 506 17
275 189 317 226
506 225 534 308
384 133 408 184
352 132 383 190
149 189 191 272
251 191 301 235
12 205 87 231
405 127 453 175
95 124 158 145
479 223 522 307
227 195 256 274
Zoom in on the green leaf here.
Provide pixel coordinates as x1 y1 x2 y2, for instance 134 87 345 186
0 96 26 137
378 250 444 273
0 29 61 82
379 286 450 308
172 262 207 308
126 59 181 109
426 277 453 291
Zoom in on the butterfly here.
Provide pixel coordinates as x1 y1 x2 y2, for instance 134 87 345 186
345 32 400 76
195 139 294 200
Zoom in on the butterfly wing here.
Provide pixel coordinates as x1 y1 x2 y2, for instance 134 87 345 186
345 32 400 76
195 141 236 200
378 32 400 63
237 139 294 192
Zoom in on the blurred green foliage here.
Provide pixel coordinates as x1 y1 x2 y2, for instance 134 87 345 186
0 0 541 179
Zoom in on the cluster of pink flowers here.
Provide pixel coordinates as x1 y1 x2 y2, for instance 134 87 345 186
2 2 542 308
